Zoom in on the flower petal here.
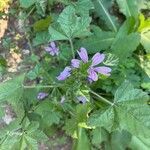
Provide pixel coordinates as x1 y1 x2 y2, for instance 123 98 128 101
50 41 56 48
71 59 80 68
57 67 71 80
64 66 72 72
92 53 105 66
45 47 52 52
37 92 48 100
45 42 59 56
88 68 98 81
77 47 88 63
94 66 112 76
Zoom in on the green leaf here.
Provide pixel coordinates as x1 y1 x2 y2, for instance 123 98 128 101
48 5 92 41
91 127 109 146
0 74 25 103
72 0 94 15
48 27 68 41
33 31 51 46
129 135 150 150
93 0 119 32
110 19 140 60
34 101 62 127
88 81 150 140
111 32 140 60
116 0 139 19
0 120 48 150
20 0 36 8
109 130 131 150
36 0 47 16
27 64 41 80
78 26 116 54
33 16 52 32
57 5 91 39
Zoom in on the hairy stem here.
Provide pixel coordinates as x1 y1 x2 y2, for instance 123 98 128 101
23 85 61 89
90 90 113 106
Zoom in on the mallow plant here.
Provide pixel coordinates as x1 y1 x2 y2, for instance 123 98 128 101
0 0 150 149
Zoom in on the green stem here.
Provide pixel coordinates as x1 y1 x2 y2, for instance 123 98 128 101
90 90 113 106
69 39 75 59
23 85 59 89
24 6 36 21
26 35 34 55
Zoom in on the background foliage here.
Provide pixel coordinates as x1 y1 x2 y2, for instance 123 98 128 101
0 0 150 149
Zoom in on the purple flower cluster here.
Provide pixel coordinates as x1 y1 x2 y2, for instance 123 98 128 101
57 48 111 82
45 42 59 56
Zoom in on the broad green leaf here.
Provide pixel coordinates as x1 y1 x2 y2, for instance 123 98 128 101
20 0 36 8
78 26 116 54
34 101 62 127
110 19 140 60
48 5 91 41
116 0 139 19
57 5 91 39
33 16 52 32
93 0 119 32
111 33 140 60
88 81 150 140
48 27 68 41
0 74 25 103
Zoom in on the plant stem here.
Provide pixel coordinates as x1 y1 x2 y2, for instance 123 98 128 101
23 85 59 89
90 90 113 106
24 5 36 21
69 39 75 59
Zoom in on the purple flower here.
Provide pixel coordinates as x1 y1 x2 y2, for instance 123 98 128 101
37 92 48 100
77 96 87 104
57 67 71 81
71 59 80 68
71 47 112 82
45 42 59 56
